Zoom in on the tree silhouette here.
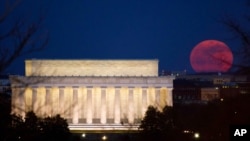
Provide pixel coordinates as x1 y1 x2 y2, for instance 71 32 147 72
139 106 178 141
0 1 48 140
5 111 71 141
0 92 11 141
0 0 48 74
221 1 250 74
39 115 71 141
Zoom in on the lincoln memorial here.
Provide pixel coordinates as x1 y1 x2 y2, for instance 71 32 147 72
10 59 174 132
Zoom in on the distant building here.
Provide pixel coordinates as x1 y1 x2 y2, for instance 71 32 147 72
200 87 219 101
160 70 187 76
10 59 174 132
173 74 250 105
220 78 250 98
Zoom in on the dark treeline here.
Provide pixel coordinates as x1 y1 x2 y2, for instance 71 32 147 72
0 93 71 141
139 94 250 141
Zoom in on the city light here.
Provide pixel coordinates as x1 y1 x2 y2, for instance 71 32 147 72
81 133 86 138
102 135 107 140
183 130 192 133
194 132 200 139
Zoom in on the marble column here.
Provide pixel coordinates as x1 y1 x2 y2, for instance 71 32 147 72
45 87 51 116
59 87 65 116
72 87 79 124
19 87 25 118
86 87 92 124
32 87 38 113
114 87 121 124
79 87 86 123
128 88 134 124
155 87 161 110
142 87 148 117
11 87 19 114
51 87 59 116
167 88 173 106
100 87 106 124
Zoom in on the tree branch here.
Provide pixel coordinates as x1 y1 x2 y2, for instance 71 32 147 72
0 0 48 74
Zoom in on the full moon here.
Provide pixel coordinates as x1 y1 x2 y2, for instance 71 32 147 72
190 40 233 73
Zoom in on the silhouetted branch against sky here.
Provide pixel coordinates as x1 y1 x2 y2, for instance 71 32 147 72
0 0 48 74
218 2 250 74
0 0 21 23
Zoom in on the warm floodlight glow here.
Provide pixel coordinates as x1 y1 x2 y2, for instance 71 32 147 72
102 135 107 140
81 133 86 137
183 130 191 133
194 132 200 139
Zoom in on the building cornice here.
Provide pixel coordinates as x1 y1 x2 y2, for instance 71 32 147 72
9 76 174 88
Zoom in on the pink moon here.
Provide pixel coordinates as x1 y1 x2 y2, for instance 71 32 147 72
190 40 233 73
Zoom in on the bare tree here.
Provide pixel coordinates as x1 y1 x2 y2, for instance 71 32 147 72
0 1 48 140
0 0 48 74
220 1 250 74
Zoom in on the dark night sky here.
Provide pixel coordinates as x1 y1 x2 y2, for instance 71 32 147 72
3 0 248 75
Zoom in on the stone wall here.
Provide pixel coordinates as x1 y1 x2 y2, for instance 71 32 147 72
25 59 159 77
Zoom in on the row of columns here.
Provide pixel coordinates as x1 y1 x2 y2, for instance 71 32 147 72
12 86 173 124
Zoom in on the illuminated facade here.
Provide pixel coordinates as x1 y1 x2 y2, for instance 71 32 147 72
10 59 174 131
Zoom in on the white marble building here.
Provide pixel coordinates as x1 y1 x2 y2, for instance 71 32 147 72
10 59 174 131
